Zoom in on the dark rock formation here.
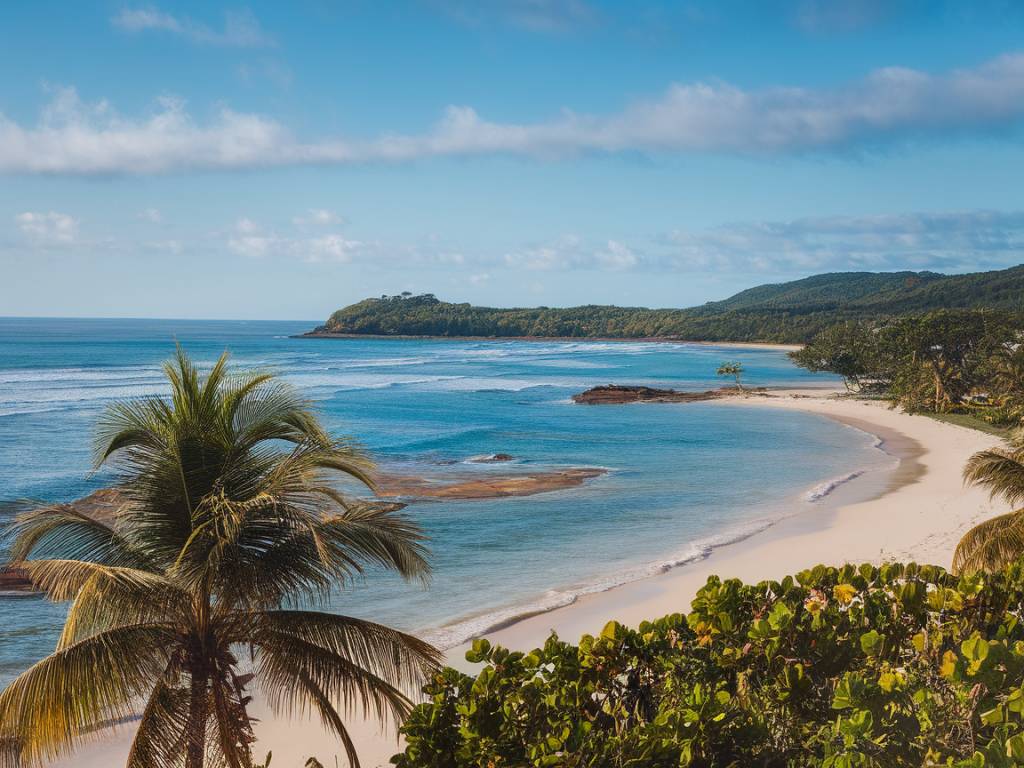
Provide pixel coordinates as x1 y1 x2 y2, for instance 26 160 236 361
572 385 737 405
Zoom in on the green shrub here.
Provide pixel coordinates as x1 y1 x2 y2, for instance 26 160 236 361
393 562 1024 767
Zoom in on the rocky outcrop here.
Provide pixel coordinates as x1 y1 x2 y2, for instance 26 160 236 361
466 453 515 463
572 385 739 405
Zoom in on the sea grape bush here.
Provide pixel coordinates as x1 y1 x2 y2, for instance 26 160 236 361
392 562 1024 767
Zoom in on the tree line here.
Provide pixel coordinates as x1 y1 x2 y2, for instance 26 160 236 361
790 309 1024 423
316 266 1024 344
318 294 892 344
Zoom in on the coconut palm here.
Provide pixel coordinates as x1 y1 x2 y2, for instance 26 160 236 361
955 434 1024 573
0 349 439 768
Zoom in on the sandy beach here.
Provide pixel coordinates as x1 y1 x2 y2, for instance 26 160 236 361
51 388 1006 768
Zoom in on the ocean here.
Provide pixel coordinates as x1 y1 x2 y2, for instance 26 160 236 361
0 317 892 683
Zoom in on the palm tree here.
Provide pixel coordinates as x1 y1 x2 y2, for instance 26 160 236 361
716 362 745 391
955 434 1024 573
0 349 439 768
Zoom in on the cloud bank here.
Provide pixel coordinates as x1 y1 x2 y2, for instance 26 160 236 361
11 205 1021 276
504 210 1024 275
4 52 1024 175
220 207 1024 275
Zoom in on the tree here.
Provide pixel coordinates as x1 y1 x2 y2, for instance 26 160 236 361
0 349 439 768
716 362 745 391
880 310 1016 413
789 321 886 392
955 434 1024 573
990 344 1024 421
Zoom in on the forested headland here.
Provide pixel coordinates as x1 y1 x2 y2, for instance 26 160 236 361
310 266 1024 344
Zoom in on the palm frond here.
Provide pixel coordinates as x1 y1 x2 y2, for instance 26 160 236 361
5 504 147 568
289 672 361 768
252 611 440 691
963 446 1024 507
317 503 431 583
953 509 1024 574
125 676 190 768
93 396 172 470
25 561 190 648
254 633 413 730
210 676 253 768
0 624 175 766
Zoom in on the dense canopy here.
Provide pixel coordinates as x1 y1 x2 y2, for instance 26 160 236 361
314 267 1024 344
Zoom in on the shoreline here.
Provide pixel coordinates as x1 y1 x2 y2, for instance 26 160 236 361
51 388 1005 768
297 332 801 352
422 393 923 654
446 391 999 662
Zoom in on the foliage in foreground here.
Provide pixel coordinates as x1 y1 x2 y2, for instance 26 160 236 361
393 561 1024 767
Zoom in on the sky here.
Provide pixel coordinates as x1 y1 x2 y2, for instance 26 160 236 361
3 1 1024 320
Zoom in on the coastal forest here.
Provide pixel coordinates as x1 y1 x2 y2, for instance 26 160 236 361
790 309 1024 423
314 265 1024 344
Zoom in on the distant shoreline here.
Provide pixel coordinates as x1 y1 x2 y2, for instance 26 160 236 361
296 331 802 352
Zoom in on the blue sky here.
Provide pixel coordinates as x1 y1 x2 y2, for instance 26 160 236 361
3 1 1024 319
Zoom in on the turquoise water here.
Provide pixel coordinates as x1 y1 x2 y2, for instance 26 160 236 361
0 318 889 681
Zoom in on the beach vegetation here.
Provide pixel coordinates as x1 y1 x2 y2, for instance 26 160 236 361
0 349 439 768
393 561 1024 767
792 310 1023 419
716 362 745 390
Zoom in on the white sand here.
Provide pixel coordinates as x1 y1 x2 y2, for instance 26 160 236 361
51 389 1006 768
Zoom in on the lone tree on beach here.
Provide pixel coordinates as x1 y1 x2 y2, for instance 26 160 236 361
716 361 745 391
0 349 438 768
955 432 1024 574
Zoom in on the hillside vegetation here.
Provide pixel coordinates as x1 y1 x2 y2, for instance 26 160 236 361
313 266 1024 344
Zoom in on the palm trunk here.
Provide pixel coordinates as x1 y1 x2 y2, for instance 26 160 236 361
185 662 209 768
929 358 947 412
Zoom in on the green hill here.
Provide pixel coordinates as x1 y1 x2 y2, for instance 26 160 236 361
312 266 1024 344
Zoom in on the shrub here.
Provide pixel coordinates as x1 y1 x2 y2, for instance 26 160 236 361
393 562 1024 766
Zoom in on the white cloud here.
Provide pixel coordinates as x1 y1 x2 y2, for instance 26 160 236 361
226 218 270 256
227 217 274 257
16 211 79 244
112 6 273 47
6 52 1024 175
293 208 341 227
138 207 162 223
227 216 366 262
503 236 638 271
305 234 364 263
